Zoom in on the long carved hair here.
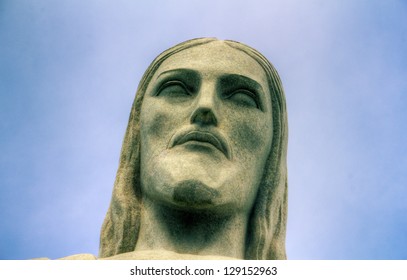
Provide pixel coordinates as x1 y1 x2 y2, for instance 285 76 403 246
99 38 288 259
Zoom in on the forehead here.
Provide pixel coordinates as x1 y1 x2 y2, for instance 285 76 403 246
154 41 269 87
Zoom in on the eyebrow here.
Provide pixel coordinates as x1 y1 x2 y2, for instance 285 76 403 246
218 74 265 92
156 68 200 82
157 70 264 92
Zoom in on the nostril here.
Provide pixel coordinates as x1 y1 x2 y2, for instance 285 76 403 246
191 108 218 126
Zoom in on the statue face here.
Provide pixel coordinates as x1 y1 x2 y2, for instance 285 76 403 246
140 41 273 215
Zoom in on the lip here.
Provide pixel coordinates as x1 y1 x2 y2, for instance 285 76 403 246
169 129 231 159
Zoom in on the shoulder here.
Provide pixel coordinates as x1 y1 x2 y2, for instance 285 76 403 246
58 253 97 260
101 250 238 260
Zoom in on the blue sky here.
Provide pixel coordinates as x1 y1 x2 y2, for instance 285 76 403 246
1 0 406 259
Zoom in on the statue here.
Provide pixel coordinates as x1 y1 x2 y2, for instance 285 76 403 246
61 38 288 260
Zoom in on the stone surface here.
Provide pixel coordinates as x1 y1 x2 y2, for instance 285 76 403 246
56 38 288 260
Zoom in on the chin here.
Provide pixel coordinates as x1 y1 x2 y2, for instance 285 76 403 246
171 179 219 207
142 153 249 212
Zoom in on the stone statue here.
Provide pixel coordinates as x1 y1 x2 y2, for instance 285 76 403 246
61 38 288 260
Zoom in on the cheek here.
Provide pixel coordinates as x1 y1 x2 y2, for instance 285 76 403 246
142 108 168 139
140 101 173 156
231 113 273 159
140 100 188 153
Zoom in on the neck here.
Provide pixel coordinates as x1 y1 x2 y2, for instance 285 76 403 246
135 197 249 259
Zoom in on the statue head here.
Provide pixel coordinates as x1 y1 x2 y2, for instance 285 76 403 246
99 38 288 260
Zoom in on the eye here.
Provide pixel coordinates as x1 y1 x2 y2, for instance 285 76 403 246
157 81 191 97
227 89 259 109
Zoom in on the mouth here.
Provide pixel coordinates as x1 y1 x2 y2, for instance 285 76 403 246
170 130 231 159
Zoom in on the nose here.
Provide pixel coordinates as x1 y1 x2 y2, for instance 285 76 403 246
190 84 218 126
191 108 217 126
